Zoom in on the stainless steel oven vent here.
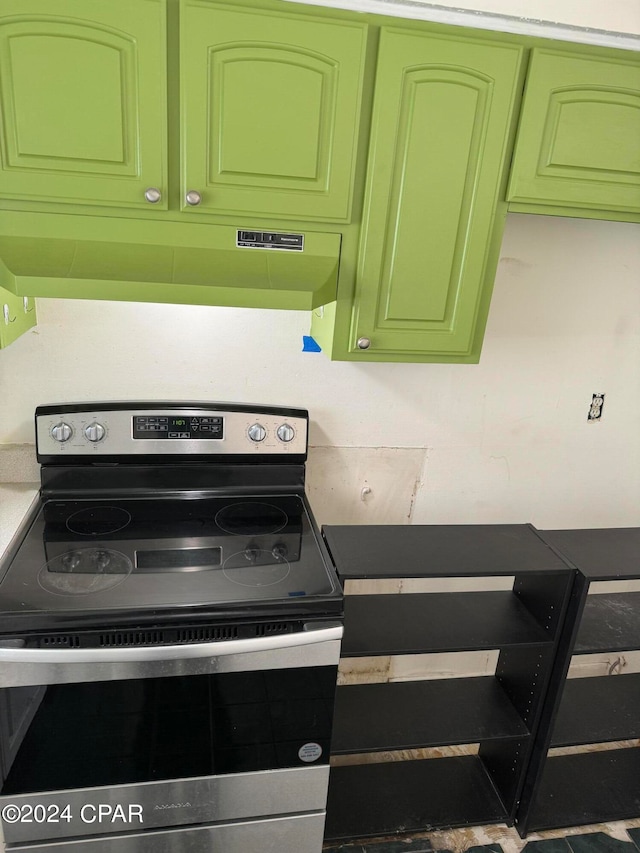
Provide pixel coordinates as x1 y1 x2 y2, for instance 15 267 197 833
30 622 299 649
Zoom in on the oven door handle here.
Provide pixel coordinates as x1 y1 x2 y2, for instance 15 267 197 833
0 623 343 664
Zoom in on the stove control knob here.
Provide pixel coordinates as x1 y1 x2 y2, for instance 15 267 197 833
62 551 81 570
272 544 287 560
51 422 73 443
84 422 106 443
94 550 111 570
276 423 295 443
248 423 267 442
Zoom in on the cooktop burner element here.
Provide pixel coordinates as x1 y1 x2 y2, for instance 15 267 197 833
222 548 291 587
66 506 132 536
215 501 288 535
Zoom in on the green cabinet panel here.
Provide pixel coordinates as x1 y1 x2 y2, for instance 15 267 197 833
340 28 523 360
0 282 36 349
179 1 368 221
0 0 637 361
508 49 640 215
0 0 167 209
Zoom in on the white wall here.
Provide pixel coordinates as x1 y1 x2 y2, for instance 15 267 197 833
408 0 640 34
1 213 639 529
288 0 640 48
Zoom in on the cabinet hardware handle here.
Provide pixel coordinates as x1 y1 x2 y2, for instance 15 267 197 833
23 297 34 314
3 304 16 325
144 187 162 203
185 190 202 206
357 337 371 350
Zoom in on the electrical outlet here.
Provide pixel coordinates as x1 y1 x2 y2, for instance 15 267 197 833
587 393 605 422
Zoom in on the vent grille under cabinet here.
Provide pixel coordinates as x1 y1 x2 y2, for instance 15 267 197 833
34 621 297 648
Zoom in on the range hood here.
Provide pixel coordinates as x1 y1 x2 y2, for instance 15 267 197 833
0 212 340 311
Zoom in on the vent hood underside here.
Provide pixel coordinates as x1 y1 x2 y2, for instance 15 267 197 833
0 212 340 311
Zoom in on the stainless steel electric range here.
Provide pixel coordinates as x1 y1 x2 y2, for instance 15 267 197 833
0 403 343 853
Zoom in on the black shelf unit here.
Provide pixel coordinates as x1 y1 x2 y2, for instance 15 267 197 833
525 747 640 831
551 673 640 746
575 592 640 653
322 524 575 842
342 591 552 655
332 676 530 753
326 756 507 839
516 527 640 836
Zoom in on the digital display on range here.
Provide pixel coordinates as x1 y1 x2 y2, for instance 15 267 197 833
133 415 224 440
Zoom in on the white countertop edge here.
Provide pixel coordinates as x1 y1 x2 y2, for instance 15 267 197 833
283 0 640 50
0 484 40 561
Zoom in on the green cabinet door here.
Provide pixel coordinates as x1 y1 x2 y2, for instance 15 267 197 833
180 1 368 221
508 49 640 216
348 27 523 360
0 0 167 209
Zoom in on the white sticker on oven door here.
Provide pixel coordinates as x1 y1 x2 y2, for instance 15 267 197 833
298 742 322 763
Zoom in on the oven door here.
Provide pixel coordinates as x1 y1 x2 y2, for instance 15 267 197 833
0 624 342 851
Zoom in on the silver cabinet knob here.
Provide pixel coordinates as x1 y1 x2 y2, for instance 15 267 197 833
185 190 202 206
248 423 267 442
51 422 73 443
357 337 371 350
144 187 162 203
276 423 295 443
84 422 106 443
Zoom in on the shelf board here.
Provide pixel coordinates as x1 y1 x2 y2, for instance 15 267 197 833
540 528 640 581
325 756 507 841
575 592 640 653
552 673 640 746
323 524 570 579
332 676 529 754
342 591 552 656
528 747 640 832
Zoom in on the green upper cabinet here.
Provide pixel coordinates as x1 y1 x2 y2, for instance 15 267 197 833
508 49 640 218
324 27 524 361
179 1 368 222
0 0 168 210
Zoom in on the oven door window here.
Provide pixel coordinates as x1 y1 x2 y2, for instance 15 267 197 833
0 667 337 795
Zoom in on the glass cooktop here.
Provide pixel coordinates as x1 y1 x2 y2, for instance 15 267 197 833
0 494 339 619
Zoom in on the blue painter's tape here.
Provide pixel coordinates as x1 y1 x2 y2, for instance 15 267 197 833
302 335 322 352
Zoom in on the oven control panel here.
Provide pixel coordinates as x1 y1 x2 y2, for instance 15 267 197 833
36 404 308 458
132 414 224 440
